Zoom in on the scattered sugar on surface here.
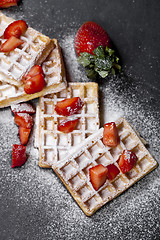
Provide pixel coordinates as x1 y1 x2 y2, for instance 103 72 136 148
0 28 160 239
59 34 88 83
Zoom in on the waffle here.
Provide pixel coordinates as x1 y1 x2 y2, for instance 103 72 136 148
0 11 54 86
0 39 67 108
35 82 100 168
52 118 158 216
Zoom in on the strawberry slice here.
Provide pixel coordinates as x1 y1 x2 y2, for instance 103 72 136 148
24 73 45 94
19 127 31 145
23 65 44 83
103 122 120 147
89 164 108 191
0 36 23 52
55 97 84 116
14 113 33 129
4 20 28 39
12 144 26 168
11 103 35 114
26 65 44 78
107 164 120 180
0 0 18 8
75 21 111 56
58 118 79 133
118 150 138 174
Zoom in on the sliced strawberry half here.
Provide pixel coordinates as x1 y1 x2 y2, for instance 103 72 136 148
58 118 79 133
14 113 33 129
118 150 138 174
0 36 23 52
89 164 108 191
12 144 26 168
0 0 18 8
74 21 111 56
19 127 31 145
11 103 35 114
103 122 120 147
107 164 120 180
55 97 84 116
24 73 45 94
4 20 28 39
26 65 44 78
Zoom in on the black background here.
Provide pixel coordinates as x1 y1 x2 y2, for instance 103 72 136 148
0 1 160 239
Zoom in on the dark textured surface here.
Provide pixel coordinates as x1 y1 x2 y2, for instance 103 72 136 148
0 1 160 240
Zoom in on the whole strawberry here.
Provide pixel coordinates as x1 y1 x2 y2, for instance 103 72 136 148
75 21 111 56
74 21 121 79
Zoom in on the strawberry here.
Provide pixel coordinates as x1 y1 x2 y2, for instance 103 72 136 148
103 122 120 147
58 118 79 133
89 164 108 191
19 127 31 145
0 36 23 52
12 144 26 168
4 20 28 39
74 21 121 79
118 150 138 174
24 73 45 94
14 113 33 129
0 36 24 52
107 164 120 180
26 65 44 78
11 103 35 114
75 21 111 56
23 65 44 82
55 97 84 116
0 0 18 8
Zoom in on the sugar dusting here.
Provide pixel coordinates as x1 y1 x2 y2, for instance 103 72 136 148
0 30 160 240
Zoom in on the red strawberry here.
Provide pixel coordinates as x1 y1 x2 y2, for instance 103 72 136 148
12 144 26 168
19 127 31 145
103 122 120 147
0 36 23 52
118 150 138 174
24 73 45 94
4 20 28 39
107 164 120 180
14 113 33 129
74 21 111 56
58 118 79 133
11 103 35 114
26 65 44 78
23 65 44 83
0 0 18 8
89 164 108 191
55 97 84 116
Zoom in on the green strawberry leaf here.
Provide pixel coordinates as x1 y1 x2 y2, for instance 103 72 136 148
77 45 121 79
93 45 105 59
78 52 95 67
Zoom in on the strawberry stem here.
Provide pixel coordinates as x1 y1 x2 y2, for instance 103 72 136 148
78 45 121 80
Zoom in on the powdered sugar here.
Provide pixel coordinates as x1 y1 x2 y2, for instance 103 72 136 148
11 103 35 114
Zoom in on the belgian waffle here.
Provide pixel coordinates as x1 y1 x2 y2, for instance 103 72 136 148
0 39 67 108
52 118 158 216
0 11 54 86
35 82 100 168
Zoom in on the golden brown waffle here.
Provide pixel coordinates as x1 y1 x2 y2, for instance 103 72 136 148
0 39 67 108
0 11 54 86
35 82 100 168
52 118 158 216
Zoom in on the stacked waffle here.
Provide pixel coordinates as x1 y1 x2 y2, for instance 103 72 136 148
0 12 67 107
1 12 157 216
